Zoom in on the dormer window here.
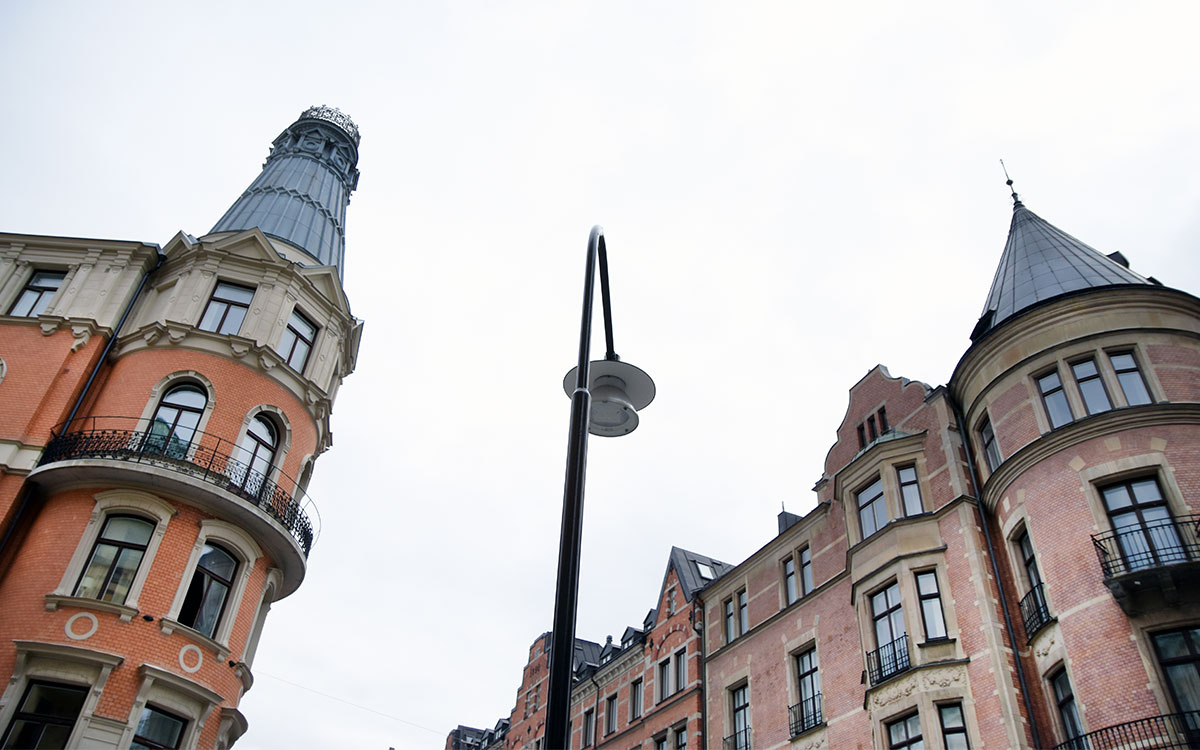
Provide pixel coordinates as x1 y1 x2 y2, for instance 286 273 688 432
199 282 254 335
696 562 715 580
279 309 318 373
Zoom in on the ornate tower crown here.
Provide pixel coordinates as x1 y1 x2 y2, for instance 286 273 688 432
210 106 361 279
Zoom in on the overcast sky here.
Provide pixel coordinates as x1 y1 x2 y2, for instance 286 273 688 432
2 2 1199 748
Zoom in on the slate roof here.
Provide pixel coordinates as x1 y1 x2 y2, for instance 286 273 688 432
669 545 735 601
971 198 1151 341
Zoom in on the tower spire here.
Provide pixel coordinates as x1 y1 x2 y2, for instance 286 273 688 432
211 105 361 279
1000 159 1023 208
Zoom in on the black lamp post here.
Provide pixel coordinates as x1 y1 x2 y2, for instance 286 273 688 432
544 226 655 749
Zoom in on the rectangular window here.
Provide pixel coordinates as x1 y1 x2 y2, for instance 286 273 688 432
916 571 948 640
655 738 667 750
583 709 595 747
887 712 923 750
878 406 889 433
898 465 923 516
1071 358 1112 415
659 659 671 701
630 679 643 720
724 598 736 643
730 685 750 750
793 647 821 734
1151 628 1200 719
869 582 909 683
8 270 65 317
1037 369 1074 429
198 281 255 335
1100 477 1183 572
279 309 317 373
675 649 687 692
939 703 970 749
858 477 888 539
133 705 187 749
1109 351 1152 406
1 680 88 749
857 424 867 449
675 727 687 750
979 416 1001 472
783 556 798 605
867 415 878 440
74 515 154 604
737 589 749 636
605 695 617 734
1051 668 1084 744
800 547 813 596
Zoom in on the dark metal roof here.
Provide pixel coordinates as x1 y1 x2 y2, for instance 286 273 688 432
669 545 734 602
971 199 1150 341
210 106 360 280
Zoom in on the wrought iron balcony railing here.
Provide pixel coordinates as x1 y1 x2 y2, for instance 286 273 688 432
722 728 751 750
39 416 319 556
1019 583 1053 641
1092 515 1200 579
867 634 911 686
1052 710 1200 750
788 693 823 736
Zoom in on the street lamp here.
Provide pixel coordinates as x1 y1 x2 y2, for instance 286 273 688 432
544 226 655 749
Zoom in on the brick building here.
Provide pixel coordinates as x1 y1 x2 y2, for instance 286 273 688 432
0 106 362 749
454 189 1200 749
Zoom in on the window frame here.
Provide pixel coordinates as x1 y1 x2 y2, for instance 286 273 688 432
131 704 188 750
630 678 643 720
1049 666 1084 745
938 702 970 749
605 694 617 734
7 269 66 317
279 307 318 374
1069 356 1112 415
1108 350 1153 406
857 476 888 540
0 679 88 749
793 645 821 734
1036 368 1075 429
783 555 798 605
915 570 948 641
1150 627 1200 719
978 415 1001 472
674 649 687 694
724 597 736 643
886 711 923 750
1099 475 1183 571
799 546 813 597
72 514 155 606
198 281 255 336
582 708 595 747
730 683 750 750
897 465 923 517
737 589 749 636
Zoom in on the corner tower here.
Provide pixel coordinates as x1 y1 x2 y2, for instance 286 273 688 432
0 107 363 749
952 191 1200 748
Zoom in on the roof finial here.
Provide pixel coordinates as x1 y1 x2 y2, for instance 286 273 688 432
1000 159 1023 208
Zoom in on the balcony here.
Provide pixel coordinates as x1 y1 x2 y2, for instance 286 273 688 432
867 634 911 686
1052 711 1200 750
788 693 823 737
722 729 751 750
1019 583 1053 641
36 417 318 557
1092 515 1200 615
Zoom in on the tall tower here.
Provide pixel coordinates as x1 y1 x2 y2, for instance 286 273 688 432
0 106 362 749
952 191 1200 747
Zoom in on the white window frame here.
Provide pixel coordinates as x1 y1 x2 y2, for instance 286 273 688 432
160 519 262 655
136 371 218 457
120 664 224 750
48 490 176 622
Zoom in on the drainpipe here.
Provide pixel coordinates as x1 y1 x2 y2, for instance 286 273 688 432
0 248 165 570
949 394 1043 749
691 599 706 750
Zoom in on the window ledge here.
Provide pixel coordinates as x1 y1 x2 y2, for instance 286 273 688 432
917 637 956 648
159 618 232 660
790 721 827 741
44 594 138 623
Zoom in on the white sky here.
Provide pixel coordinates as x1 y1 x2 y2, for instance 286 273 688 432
2 2 1199 748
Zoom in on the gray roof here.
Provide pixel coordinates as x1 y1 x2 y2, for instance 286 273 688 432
971 199 1150 341
211 105 360 280
668 545 734 601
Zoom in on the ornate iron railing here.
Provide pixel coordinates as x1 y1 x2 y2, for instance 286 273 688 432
1052 710 1200 749
1092 515 1200 579
722 728 751 750
788 693 823 736
867 634 911 686
1020 583 1053 641
39 416 318 556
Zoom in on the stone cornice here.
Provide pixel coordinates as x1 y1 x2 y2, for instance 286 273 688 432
981 402 1200 510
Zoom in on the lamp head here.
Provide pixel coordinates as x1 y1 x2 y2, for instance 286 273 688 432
562 359 656 437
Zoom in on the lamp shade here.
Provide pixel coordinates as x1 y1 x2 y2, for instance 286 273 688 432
562 359 656 437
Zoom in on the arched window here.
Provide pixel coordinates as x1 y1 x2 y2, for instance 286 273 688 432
146 385 207 458
233 415 278 496
177 542 237 639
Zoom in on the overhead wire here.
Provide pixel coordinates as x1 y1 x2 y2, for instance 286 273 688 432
255 670 444 736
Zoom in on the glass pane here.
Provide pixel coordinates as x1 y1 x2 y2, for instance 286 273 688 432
1166 664 1200 713
1045 391 1073 428
1039 372 1062 393
917 573 938 596
102 547 145 603
219 305 247 335
1072 360 1098 379
1130 479 1163 504
248 416 276 446
217 283 255 304
199 545 237 580
102 517 153 545
136 707 185 748
887 584 902 609
163 386 206 410
3 720 41 749
1103 485 1132 511
75 544 118 598
10 289 39 316
1157 631 1191 659
902 485 922 516
898 466 917 483
193 579 229 638
923 599 947 639
35 724 73 749
1079 379 1111 413
1118 371 1151 405
198 302 226 332
1110 353 1136 371
891 610 907 638
889 721 907 745
945 734 968 750
939 704 964 729
31 272 64 288
290 312 317 339
289 340 311 371
22 683 87 717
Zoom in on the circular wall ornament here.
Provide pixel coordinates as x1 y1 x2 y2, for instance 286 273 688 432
64 612 98 641
179 644 203 673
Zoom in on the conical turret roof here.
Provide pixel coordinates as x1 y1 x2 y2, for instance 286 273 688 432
970 198 1150 341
